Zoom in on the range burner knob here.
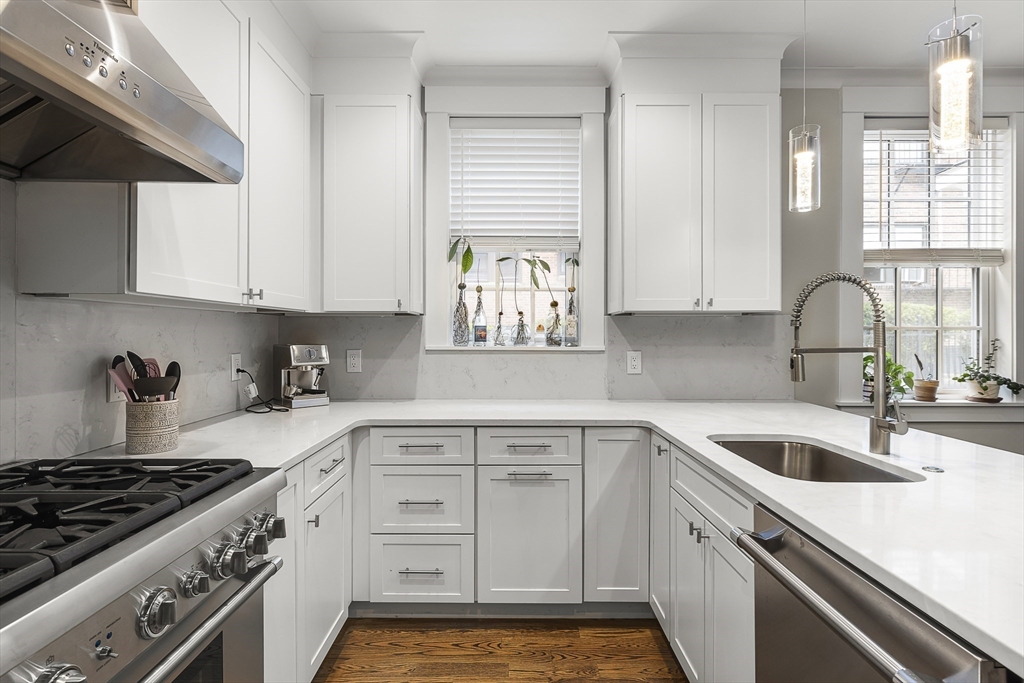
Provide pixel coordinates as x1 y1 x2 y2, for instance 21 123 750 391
137 586 177 639
38 664 87 683
181 570 211 597
239 526 270 557
213 543 249 580
256 512 287 540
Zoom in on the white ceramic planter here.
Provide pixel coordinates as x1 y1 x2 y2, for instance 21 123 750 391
966 380 1000 399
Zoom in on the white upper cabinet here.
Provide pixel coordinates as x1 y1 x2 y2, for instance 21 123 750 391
608 92 781 314
134 0 249 305
247 22 310 311
701 94 780 312
322 94 424 314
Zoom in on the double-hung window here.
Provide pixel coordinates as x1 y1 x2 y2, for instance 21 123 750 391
449 119 581 347
861 119 1010 385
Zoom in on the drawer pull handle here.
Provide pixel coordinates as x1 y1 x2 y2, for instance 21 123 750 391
399 443 445 449
507 443 552 449
308 514 320 528
319 457 345 475
398 568 444 575
689 520 708 542
507 470 553 477
399 499 444 506
656 445 668 456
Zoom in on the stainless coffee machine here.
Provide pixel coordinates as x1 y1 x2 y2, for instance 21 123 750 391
273 344 330 408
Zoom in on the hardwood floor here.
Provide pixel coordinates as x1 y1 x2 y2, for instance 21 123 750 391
312 619 688 683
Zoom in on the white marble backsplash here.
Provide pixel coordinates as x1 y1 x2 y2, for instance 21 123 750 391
0 179 279 463
278 314 794 400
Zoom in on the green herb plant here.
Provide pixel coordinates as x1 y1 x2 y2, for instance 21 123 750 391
952 339 1023 394
862 352 915 401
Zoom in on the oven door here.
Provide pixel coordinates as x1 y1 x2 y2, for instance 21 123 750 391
111 558 281 683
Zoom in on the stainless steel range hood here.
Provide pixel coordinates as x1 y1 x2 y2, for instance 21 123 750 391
0 0 243 183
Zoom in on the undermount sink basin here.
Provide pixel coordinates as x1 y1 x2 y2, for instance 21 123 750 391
713 439 914 483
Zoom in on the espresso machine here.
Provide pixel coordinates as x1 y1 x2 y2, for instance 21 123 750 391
273 344 331 408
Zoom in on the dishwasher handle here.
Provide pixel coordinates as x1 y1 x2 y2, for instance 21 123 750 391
731 528 942 683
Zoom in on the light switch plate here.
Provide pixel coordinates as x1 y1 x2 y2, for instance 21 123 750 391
626 350 642 375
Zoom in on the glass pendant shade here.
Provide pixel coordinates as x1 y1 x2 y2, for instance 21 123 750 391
929 15 982 154
788 124 821 213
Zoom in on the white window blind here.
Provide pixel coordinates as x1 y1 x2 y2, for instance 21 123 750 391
450 118 581 251
863 119 1008 266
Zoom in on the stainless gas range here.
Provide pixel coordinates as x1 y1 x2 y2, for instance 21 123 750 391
0 459 287 683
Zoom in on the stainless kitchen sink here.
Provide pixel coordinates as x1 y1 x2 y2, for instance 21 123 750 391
712 439 914 483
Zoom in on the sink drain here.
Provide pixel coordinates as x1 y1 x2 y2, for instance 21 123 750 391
922 466 944 473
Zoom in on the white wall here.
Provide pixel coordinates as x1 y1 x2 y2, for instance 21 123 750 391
0 179 279 463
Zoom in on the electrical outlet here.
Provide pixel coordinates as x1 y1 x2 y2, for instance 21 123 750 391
107 373 127 403
230 353 242 381
626 350 642 375
347 349 361 373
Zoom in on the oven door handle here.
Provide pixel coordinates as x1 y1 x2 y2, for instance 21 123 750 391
138 556 283 683
732 529 942 683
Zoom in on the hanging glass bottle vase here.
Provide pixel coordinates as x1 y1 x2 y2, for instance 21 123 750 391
512 312 530 346
494 312 506 346
452 283 470 346
564 286 579 347
472 285 487 346
545 301 562 347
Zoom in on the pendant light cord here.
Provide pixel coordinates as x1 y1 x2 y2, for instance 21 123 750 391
802 0 807 128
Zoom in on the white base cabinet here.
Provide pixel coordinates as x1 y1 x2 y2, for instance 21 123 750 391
583 428 649 602
649 433 671 632
477 465 582 603
264 464 303 683
370 534 475 603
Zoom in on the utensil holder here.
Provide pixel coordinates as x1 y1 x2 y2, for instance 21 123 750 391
125 400 179 455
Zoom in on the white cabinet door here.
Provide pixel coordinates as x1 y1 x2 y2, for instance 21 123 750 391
264 464 302 683
134 0 248 305
650 433 671 632
247 22 310 311
701 93 781 312
583 428 649 602
670 489 706 683
323 94 413 313
622 94 703 312
301 473 350 681
705 531 756 683
477 465 582 603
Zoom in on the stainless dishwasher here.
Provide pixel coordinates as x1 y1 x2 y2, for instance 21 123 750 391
733 506 1009 683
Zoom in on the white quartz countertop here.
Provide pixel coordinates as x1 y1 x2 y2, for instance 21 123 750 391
90 399 1024 675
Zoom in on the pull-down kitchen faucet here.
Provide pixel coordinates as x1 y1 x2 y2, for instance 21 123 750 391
790 272 908 455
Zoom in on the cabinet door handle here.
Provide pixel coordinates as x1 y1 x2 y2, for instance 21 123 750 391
707 298 713 309
399 499 444 506
507 443 552 449
319 457 345 475
695 529 708 544
246 288 264 302
507 470 553 477
694 298 700 310
655 445 668 456
307 514 320 528
398 568 444 575
399 443 444 449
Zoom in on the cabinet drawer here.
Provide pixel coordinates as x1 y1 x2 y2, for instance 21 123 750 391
370 466 474 534
304 435 350 507
370 535 475 603
477 427 581 465
670 445 753 533
370 427 475 465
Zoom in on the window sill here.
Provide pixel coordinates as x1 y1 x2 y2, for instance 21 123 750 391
836 397 1023 423
426 345 605 353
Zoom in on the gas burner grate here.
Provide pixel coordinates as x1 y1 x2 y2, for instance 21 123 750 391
0 550 55 600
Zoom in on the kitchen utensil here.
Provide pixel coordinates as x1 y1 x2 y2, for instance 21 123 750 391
144 358 161 378
132 376 177 401
111 361 139 402
107 368 136 403
165 361 181 400
112 354 126 370
126 351 149 379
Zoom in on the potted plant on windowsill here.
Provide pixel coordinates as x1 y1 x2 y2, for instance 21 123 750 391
952 339 1023 402
862 353 914 403
912 353 940 402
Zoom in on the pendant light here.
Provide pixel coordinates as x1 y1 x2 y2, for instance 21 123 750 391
928 2 982 154
789 0 820 213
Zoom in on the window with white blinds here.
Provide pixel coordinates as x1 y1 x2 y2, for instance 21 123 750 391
863 120 1009 265
450 118 581 251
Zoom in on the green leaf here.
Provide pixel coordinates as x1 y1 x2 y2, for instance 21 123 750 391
531 270 540 289
496 257 513 263
461 244 474 274
524 258 536 268
538 259 551 273
448 238 461 263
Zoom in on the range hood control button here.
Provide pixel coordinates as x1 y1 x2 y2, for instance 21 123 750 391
98 65 108 78
82 55 92 68
132 88 140 99
118 78 127 90
65 43 75 57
